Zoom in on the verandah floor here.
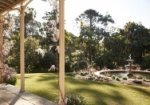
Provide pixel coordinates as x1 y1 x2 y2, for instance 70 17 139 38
0 84 56 105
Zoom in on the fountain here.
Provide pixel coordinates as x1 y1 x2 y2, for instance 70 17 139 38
124 55 144 84
125 54 135 73
91 54 150 86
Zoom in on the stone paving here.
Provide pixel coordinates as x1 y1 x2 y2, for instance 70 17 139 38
0 84 57 105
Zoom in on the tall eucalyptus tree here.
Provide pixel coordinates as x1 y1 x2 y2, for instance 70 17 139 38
76 9 114 63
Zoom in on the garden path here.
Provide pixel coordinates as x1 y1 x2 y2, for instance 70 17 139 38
0 84 57 105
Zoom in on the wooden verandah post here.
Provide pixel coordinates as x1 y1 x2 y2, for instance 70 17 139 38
0 15 4 83
19 0 32 92
59 0 65 104
20 4 25 92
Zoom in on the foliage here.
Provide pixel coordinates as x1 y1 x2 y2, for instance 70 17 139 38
80 72 88 76
66 94 86 105
127 73 134 78
76 9 114 64
25 7 42 36
25 37 41 72
41 50 58 72
65 62 72 72
3 64 17 85
101 22 150 69
122 77 127 80
120 22 150 64
4 7 60 73
116 77 120 81
141 55 150 69
65 31 79 72
103 34 128 66
5 76 17 85
3 7 150 74
5 32 20 72
94 52 116 69
78 61 88 70
112 75 116 80
3 14 19 38
42 6 59 43
72 60 88 71
133 80 142 84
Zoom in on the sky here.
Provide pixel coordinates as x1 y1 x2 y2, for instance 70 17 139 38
28 0 150 35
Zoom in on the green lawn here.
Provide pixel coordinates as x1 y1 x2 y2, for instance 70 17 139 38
16 73 150 105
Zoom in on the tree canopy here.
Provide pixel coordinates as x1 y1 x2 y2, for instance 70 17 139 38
3 8 150 73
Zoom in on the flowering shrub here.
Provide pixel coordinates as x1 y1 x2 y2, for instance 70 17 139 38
66 94 86 105
3 64 17 85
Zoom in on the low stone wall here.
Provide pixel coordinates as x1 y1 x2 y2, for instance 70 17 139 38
99 70 150 74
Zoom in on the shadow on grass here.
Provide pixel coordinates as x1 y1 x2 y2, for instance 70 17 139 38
17 75 33 79
24 73 59 102
65 77 127 105
67 87 128 105
37 75 57 81
36 73 58 88
36 73 58 82
37 73 118 88
31 89 59 102
22 73 150 105
129 86 150 97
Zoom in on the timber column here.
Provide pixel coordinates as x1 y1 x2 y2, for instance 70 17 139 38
19 0 32 92
59 0 65 104
0 15 4 83
20 5 25 91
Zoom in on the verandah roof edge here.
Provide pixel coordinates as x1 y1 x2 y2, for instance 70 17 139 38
0 0 28 15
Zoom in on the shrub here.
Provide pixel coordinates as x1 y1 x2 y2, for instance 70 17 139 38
94 54 116 69
112 75 116 80
3 64 17 85
133 80 142 84
116 77 120 81
122 77 127 80
136 75 143 79
5 76 17 85
143 79 147 82
65 62 72 72
78 61 88 70
72 61 88 71
66 94 86 105
127 73 134 78
141 55 150 69
80 72 88 76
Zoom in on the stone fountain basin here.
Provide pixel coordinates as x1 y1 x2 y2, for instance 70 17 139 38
99 70 150 80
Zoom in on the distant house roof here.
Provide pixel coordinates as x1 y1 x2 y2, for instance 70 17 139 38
0 0 26 14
